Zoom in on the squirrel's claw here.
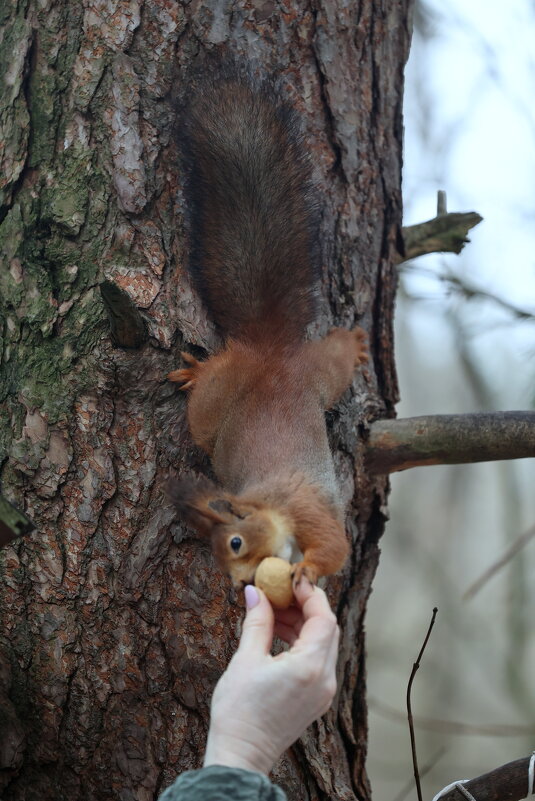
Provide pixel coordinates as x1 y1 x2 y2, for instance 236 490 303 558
291 561 319 588
167 368 195 387
167 353 203 389
180 351 199 366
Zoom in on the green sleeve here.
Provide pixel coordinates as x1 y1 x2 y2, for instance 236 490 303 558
158 765 288 801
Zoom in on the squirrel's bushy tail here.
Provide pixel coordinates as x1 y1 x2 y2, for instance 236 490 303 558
178 75 321 344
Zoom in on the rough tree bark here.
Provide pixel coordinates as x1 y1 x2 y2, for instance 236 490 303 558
0 1 412 799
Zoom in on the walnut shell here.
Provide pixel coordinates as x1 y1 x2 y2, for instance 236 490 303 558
254 557 294 609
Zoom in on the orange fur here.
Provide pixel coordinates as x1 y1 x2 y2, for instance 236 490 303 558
169 331 366 586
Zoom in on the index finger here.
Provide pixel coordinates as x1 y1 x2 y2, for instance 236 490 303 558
291 580 338 655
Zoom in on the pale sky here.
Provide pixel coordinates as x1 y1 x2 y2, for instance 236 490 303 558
402 0 535 409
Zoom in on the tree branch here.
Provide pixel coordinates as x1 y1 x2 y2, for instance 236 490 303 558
366 412 535 474
400 212 483 262
0 493 34 548
399 191 483 263
100 280 149 348
432 754 535 801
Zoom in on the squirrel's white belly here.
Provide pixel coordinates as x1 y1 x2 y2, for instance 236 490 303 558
275 536 303 564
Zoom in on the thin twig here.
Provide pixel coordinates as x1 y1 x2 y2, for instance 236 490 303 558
463 523 535 601
369 698 535 737
436 190 447 216
406 607 438 801
391 747 446 801
400 262 535 322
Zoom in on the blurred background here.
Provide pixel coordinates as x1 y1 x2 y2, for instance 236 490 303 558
366 0 535 798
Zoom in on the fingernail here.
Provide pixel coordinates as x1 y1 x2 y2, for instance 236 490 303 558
293 575 312 592
244 584 260 609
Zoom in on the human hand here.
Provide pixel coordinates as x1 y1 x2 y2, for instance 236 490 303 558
203 579 339 775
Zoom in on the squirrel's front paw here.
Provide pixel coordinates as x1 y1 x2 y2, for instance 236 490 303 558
167 352 202 390
291 561 318 587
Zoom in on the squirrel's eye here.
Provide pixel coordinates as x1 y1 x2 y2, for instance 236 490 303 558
230 536 242 553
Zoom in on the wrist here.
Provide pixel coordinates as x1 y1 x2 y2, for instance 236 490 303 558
204 726 276 776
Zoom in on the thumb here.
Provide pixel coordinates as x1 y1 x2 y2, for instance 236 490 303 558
237 585 274 657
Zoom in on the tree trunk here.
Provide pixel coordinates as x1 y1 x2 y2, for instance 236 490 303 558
0 2 411 799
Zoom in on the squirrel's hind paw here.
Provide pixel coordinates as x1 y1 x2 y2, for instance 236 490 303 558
352 326 369 367
167 352 203 390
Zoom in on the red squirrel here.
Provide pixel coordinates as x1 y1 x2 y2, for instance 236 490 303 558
168 74 368 588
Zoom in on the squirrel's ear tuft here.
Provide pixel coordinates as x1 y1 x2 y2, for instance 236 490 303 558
166 476 236 535
207 497 248 520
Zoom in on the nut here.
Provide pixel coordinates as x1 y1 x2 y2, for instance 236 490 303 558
254 557 294 609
